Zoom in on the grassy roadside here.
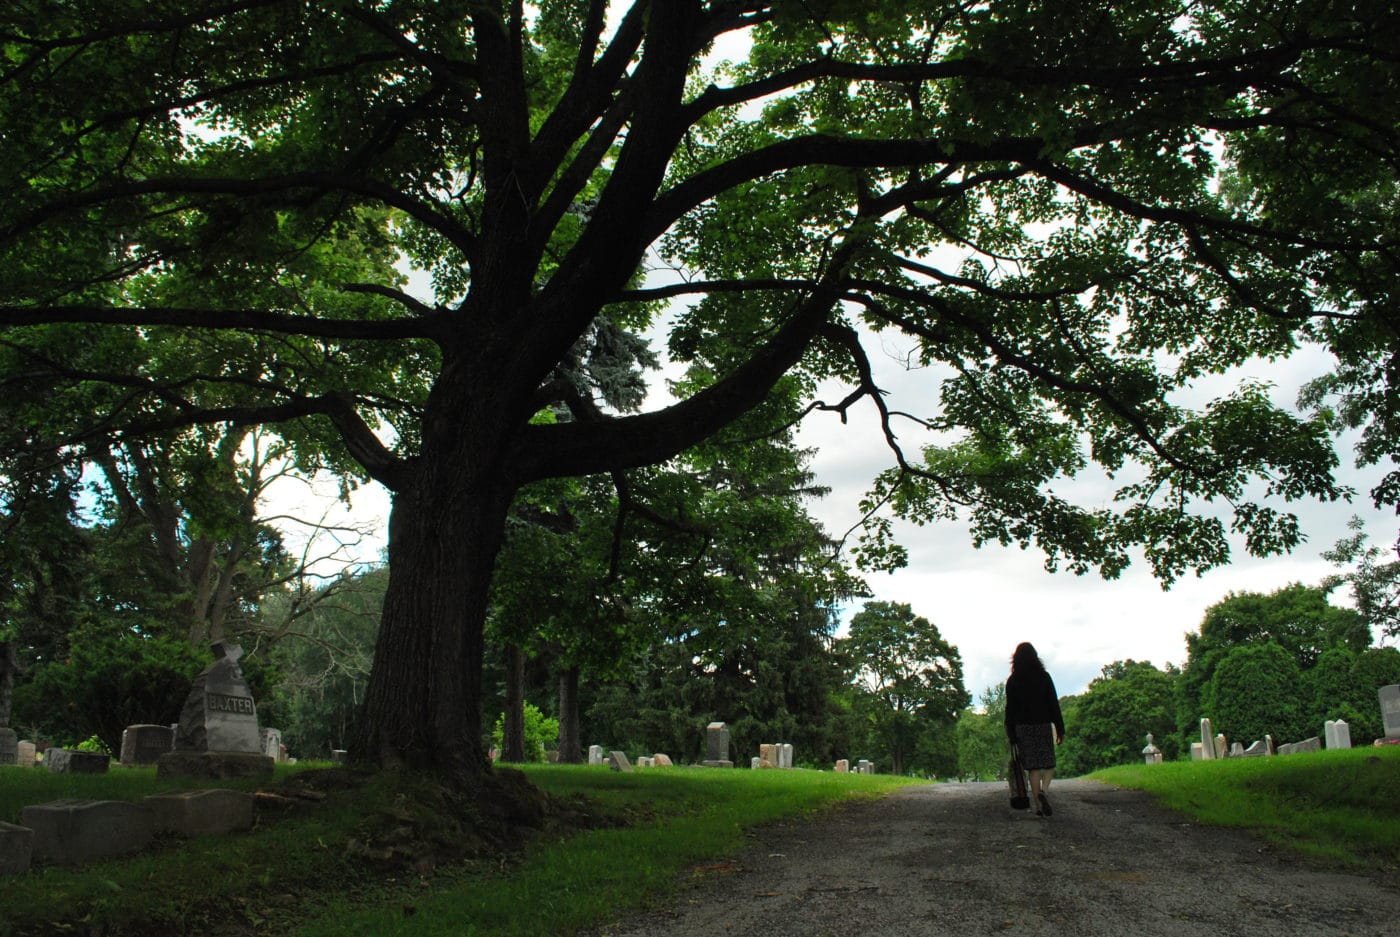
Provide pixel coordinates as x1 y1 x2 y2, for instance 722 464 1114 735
1091 745 1400 871
0 763 919 937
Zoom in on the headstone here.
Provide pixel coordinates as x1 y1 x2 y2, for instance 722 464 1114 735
0 728 16 766
0 821 33 876
751 756 761 769
45 749 110 774
779 743 794 769
758 743 777 768
1142 733 1163 765
546 749 561 764
143 788 254 836
1214 733 1227 759
1241 739 1269 757
835 759 849 773
1199 718 1215 760
1266 735 1276 756
636 756 653 768
588 745 605 765
174 643 262 753
1295 736 1322 753
702 722 733 767
857 759 874 774
607 750 632 773
1229 742 1244 757
653 753 674 767
1327 720 1352 750
1278 741 1297 756
259 727 284 762
1378 685 1400 740
160 642 273 780
331 749 348 763
16 740 36 768
22 799 154 866
1190 742 1205 760
119 724 175 766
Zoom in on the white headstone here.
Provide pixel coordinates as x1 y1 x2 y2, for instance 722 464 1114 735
835 759 849 773
1190 742 1204 760
751 756 761 769
1379 685 1400 740
1324 720 1352 750
1199 718 1215 760
1214 733 1227 759
588 744 605 765
779 743 794 769
16 740 36 768
1143 733 1163 765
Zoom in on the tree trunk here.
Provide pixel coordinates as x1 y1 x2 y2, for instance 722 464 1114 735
351 452 515 783
0 640 15 727
502 643 527 762
557 665 582 763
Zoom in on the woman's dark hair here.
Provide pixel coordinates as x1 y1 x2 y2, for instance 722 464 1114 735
1010 642 1046 676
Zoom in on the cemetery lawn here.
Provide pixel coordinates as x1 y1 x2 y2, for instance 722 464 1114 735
1093 745 1400 871
0 763 917 937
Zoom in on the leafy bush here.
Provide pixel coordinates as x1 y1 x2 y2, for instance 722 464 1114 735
492 703 560 762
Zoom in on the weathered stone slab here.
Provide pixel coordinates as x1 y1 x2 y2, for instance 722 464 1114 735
1198 718 1215 760
1294 736 1322 753
156 750 274 781
330 749 348 763
835 759 849 773
0 728 16 766
779 743 794 769
144 788 254 836
758 743 777 768
16 740 36 768
652 753 673 767
1379 685 1400 739
120 724 175 766
259 727 284 762
0 821 33 876
22 799 153 866
1241 739 1269 757
607 751 632 773
45 749 111 774
588 744 604 765
1325 719 1353 750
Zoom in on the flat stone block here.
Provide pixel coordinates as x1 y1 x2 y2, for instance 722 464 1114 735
45 749 111 774
0 821 33 876
144 788 254 836
157 750 275 781
22 799 154 866
607 750 633 773
120 724 175 765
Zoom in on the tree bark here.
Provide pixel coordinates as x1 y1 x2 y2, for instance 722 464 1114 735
0 641 15 727
502 643 527 762
557 664 582 763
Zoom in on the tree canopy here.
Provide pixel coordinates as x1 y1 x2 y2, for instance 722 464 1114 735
3 1 1397 781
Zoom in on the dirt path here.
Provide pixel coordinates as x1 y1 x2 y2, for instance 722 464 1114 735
591 779 1400 937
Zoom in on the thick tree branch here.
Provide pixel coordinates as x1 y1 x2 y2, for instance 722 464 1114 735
0 303 441 341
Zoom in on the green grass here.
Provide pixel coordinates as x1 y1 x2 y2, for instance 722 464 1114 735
0 763 917 937
1091 745 1400 870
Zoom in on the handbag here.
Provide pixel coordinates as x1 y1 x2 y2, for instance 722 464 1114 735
1007 742 1031 810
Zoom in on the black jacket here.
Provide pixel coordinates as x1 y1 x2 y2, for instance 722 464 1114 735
1004 668 1065 739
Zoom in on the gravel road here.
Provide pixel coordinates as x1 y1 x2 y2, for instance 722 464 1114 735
591 778 1400 937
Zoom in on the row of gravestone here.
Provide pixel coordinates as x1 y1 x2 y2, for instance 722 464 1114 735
0 788 256 877
0 641 287 780
588 724 875 774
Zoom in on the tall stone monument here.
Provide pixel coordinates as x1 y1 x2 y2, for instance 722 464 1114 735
1380 685 1400 741
158 642 274 780
0 727 16 767
702 721 733 767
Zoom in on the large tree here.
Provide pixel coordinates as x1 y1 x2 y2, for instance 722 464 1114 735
3 1 1397 783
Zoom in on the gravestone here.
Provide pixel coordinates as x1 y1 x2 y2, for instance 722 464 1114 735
835 759 849 773
1142 733 1163 765
653 753 674 767
259 727 284 762
758 743 777 768
1324 719 1353 750
144 788 254 836
857 759 873 774
1380 685 1400 740
636 756 653 768
779 743 794 769
588 744 605 765
22 799 154 866
1214 733 1228 759
1190 742 1204 760
45 749 110 774
1294 736 1322 753
1 822 33 876
1199 718 1215 760
119 724 175 766
158 642 273 780
702 722 733 768
331 749 348 763
16 740 36 768
1230 742 1244 757
751 756 761 769
0 728 16 766
1241 739 1269 757
607 750 633 773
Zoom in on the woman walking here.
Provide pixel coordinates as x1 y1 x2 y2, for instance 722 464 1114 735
1005 642 1065 816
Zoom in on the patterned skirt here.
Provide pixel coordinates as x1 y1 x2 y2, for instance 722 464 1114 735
1014 723 1056 771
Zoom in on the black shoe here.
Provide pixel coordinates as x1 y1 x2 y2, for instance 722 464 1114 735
1038 793 1052 816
